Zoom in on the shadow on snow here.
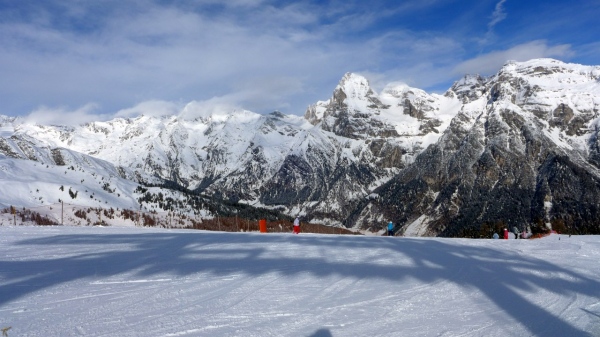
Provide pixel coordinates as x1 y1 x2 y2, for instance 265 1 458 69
1 231 599 336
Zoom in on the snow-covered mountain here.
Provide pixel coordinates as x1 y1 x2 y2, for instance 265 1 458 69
352 59 600 236
2 58 600 235
1 72 456 224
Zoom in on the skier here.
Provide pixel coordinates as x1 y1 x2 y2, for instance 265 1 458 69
387 221 394 236
512 226 520 239
293 217 301 234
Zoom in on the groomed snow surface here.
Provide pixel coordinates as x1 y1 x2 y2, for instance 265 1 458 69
1 227 599 337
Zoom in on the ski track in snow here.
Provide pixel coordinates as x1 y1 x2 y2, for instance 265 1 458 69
0 226 599 336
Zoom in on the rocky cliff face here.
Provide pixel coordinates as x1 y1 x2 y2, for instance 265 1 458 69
2 59 600 236
350 59 600 236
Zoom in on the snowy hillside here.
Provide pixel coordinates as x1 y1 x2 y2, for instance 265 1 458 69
0 151 265 229
0 226 598 336
0 149 140 210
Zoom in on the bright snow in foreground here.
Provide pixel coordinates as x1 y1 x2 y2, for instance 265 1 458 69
0 227 599 337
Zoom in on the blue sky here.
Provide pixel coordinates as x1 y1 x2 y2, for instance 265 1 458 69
0 0 598 124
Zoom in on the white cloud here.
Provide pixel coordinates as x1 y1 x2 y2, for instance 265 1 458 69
0 1 591 120
357 31 464 91
0 2 474 117
2 3 319 114
452 40 574 76
115 101 180 119
179 98 242 120
24 104 108 126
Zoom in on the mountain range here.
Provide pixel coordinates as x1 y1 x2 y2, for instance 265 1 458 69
1 58 600 236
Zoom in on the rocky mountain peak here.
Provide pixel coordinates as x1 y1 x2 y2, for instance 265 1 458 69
304 73 382 126
335 73 375 102
446 74 487 103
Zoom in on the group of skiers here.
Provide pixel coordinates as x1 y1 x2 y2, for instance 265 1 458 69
293 218 397 236
291 217 397 236
493 227 532 239
292 218 535 238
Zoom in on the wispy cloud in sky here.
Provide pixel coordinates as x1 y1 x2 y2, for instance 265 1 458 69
478 0 508 46
0 0 597 122
488 0 508 30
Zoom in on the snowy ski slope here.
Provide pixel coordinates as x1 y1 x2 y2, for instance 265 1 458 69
1 226 599 336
